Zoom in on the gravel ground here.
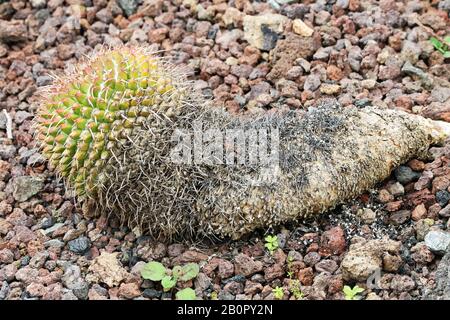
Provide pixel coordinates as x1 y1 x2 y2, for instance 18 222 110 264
0 0 450 300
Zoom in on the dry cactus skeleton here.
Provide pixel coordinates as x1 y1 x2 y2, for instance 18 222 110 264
35 46 450 240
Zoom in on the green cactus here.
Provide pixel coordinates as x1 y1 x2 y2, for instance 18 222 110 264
35 46 184 199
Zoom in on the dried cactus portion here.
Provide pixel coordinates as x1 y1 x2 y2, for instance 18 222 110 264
35 46 188 198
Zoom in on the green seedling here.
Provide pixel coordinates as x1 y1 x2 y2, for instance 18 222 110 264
289 279 304 300
141 261 199 297
272 286 284 300
429 36 450 58
343 285 365 300
265 235 279 255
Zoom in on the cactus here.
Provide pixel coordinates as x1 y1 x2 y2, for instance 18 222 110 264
35 45 450 241
35 46 190 198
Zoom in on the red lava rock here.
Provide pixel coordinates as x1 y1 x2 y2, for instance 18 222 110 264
406 189 435 207
0 218 12 235
10 225 36 244
411 204 427 221
241 242 265 257
118 282 141 299
167 243 185 257
389 210 411 225
234 253 263 277
264 264 284 282
428 203 442 219
326 65 344 81
327 275 344 294
385 200 403 212
244 280 263 295
224 281 243 295
411 243 435 264
203 257 234 279
394 95 413 111
42 283 62 300
320 227 346 255
26 282 46 297
0 19 28 43
171 250 208 265
0 248 13 264
0 263 17 282
298 267 314 286
414 171 433 191
148 28 169 43
432 176 450 194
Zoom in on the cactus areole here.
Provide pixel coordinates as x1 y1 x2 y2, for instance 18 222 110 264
35 45 450 241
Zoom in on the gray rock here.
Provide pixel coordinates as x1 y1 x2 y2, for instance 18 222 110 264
44 239 65 248
425 230 450 255
389 210 411 225
0 144 15 160
62 264 89 300
394 166 421 185
118 0 139 17
0 20 27 43
424 250 450 300
0 281 9 300
30 0 46 8
401 40 422 64
61 290 78 300
36 75 52 87
438 0 450 11
43 223 64 237
436 190 450 207
11 176 45 202
388 182 405 197
336 0 349 8
29 251 49 269
348 46 362 72
0 111 6 129
27 152 46 166
304 252 321 266
304 74 321 91
431 86 450 103
14 111 32 125
218 291 235 300
194 272 212 291
402 61 434 89
315 259 338 273
143 288 162 299
19 148 37 165
313 47 332 60
67 237 91 255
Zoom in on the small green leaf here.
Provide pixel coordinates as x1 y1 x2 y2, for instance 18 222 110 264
353 286 365 294
443 51 450 58
161 275 177 292
172 265 182 278
343 285 353 296
430 37 443 49
141 261 166 281
180 263 200 281
265 235 276 242
176 288 196 300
